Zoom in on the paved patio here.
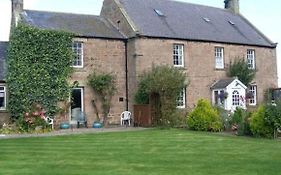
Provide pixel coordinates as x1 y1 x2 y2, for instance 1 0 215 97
0 126 149 139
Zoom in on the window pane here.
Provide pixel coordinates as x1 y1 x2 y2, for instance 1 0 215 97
232 91 240 106
215 47 224 69
247 49 255 69
177 89 185 108
72 41 83 67
249 85 257 105
0 92 5 109
173 44 184 67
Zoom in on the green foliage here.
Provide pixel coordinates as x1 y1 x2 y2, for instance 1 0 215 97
250 105 274 138
187 99 222 132
88 71 117 124
134 77 149 104
7 24 73 118
216 106 232 130
21 103 50 131
134 65 187 127
264 102 281 138
227 58 256 86
230 108 252 136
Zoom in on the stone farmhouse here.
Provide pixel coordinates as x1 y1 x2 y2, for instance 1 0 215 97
0 0 278 127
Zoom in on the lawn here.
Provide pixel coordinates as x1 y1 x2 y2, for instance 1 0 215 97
0 129 281 175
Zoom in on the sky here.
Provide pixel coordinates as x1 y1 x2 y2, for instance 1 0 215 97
0 0 280 85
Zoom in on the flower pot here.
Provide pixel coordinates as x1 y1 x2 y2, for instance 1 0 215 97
93 122 102 128
60 122 70 129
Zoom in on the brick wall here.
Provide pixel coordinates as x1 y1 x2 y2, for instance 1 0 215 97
127 38 278 109
55 38 127 127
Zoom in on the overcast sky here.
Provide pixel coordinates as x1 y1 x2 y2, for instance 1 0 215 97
0 0 280 85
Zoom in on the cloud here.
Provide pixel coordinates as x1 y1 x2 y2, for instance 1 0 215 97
0 0 11 41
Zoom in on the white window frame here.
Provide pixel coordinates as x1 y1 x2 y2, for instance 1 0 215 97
177 88 186 108
247 49 255 69
173 44 184 67
0 86 6 110
232 90 240 106
72 41 84 68
213 89 225 106
215 47 224 69
249 85 257 106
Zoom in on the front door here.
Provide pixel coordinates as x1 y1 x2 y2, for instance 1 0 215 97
70 88 84 124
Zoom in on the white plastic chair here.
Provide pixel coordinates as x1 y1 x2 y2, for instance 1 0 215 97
120 111 131 126
44 116 54 129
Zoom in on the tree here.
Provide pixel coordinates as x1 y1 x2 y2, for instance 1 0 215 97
135 65 188 127
88 71 117 127
227 58 256 86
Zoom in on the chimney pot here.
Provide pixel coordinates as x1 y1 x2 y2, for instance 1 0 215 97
224 0 240 14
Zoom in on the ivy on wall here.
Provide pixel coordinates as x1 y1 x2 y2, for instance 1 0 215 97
7 24 74 118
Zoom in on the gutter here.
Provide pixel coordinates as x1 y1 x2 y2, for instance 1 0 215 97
125 40 129 111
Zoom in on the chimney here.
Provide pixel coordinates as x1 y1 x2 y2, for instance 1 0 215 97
11 0 23 28
224 0 239 14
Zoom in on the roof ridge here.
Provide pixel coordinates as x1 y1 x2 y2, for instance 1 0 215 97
24 9 99 17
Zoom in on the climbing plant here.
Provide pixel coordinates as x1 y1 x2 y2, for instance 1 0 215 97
88 70 117 126
7 23 74 119
227 58 256 86
135 65 187 127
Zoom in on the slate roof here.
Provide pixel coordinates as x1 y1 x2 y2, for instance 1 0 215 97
211 78 236 89
21 10 125 39
0 42 8 81
119 0 275 47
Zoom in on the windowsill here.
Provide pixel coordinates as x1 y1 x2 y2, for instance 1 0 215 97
0 109 8 113
174 66 186 71
72 66 84 69
214 68 225 71
177 106 186 109
174 65 184 68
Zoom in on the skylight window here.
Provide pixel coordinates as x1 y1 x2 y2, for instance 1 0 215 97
203 17 211 22
154 9 165 16
228 20 235 25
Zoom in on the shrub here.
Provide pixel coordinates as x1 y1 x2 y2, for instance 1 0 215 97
230 108 252 136
134 65 187 127
250 105 274 138
227 58 256 86
187 99 222 132
216 106 232 131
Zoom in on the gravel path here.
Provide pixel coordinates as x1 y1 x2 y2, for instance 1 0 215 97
0 127 149 140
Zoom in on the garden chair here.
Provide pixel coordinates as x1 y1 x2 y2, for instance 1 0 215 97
120 111 131 127
72 108 88 128
44 116 54 129
77 111 88 128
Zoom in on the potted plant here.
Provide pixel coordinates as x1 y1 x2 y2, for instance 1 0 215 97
58 100 70 129
91 99 102 128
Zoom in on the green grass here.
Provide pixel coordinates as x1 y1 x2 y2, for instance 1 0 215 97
0 129 281 175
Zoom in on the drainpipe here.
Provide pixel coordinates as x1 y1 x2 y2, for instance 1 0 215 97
125 39 129 111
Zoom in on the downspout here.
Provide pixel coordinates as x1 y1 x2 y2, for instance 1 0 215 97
125 39 129 111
